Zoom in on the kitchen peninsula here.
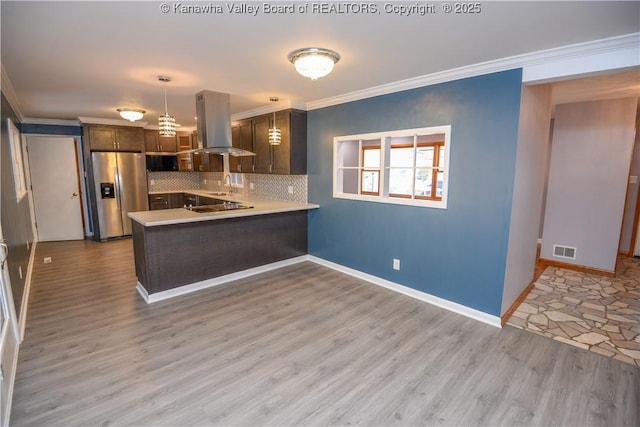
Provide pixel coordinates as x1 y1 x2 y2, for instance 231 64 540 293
128 191 318 302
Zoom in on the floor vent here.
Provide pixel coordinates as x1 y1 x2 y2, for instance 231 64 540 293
553 244 577 260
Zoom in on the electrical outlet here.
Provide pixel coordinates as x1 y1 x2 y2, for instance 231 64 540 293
217 180 221 186
288 186 294 194
250 182 255 190
150 179 155 185
44 257 52 264
393 258 400 270
203 179 207 184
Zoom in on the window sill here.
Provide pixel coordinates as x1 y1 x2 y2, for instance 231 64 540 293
333 192 447 209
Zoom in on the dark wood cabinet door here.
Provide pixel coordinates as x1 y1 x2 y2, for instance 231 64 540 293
193 152 210 172
231 120 254 173
88 125 117 150
239 120 255 173
169 193 184 208
209 154 223 172
157 134 177 152
149 194 169 210
144 130 160 152
115 126 144 151
230 124 242 173
252 114 271 174
271 111 292 175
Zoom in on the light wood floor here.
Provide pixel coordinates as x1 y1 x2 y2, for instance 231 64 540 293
10 239 640 426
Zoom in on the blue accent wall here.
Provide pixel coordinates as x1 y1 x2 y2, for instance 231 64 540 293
307 69 523 316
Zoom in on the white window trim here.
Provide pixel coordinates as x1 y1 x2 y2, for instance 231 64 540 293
333 125 451 209
7 118 27 202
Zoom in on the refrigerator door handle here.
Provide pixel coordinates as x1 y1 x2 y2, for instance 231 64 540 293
113 166 124 228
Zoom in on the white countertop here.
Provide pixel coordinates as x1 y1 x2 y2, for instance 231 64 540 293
129 191 318 227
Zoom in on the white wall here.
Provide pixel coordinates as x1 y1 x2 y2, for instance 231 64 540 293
501 84 552 314
541 97 638 272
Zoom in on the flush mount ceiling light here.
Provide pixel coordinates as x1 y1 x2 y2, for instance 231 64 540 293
268 97 281 146
288 47 340 81
158 75 176 137
117 108 145 122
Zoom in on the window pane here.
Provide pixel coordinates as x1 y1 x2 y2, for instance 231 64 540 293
389 168 413 196
390 147 414 167
436 171 444 198
416 146 434 168
361 171 379 193
438 146 445 167
363 149 380 168
415 168 433 198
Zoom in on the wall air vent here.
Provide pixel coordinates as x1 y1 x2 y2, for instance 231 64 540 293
553 244 577 260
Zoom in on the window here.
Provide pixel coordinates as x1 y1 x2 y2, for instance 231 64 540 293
334 125 451 209
7 119 27 201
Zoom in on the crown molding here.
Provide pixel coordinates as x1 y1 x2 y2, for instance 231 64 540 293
232 100 307 121
1 64 25 121
21 117 81 126
77 117 149 127
306 33 640 111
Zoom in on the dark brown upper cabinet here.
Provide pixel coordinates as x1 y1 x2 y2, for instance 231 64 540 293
85 125 144 152
252 109 307 175
230 119 255 173
144 130 177 153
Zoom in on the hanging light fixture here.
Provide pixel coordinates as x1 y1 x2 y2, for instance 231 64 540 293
158 76 176 137
268 97 281 146
117 108 145 122
288 47 340 81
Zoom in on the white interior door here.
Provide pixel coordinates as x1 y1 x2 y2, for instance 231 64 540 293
0 222 19 427
27 136 84 241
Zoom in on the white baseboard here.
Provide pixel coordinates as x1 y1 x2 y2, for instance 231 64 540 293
136 253 501 328
138 256 309 304
307 256 502 328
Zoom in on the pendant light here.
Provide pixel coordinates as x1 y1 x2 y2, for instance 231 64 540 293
158 76 176 137
288 47 340 81
268 97 281 146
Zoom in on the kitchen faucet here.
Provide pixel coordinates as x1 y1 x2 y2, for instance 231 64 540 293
224 174 232 194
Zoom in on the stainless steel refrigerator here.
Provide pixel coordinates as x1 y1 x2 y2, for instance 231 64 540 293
91 152 148 240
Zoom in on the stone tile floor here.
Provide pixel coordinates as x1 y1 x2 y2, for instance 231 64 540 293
508 257 640 366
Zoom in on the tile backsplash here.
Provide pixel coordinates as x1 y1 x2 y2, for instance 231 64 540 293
147 172 199 192
146 171 308 203
200 172 308 203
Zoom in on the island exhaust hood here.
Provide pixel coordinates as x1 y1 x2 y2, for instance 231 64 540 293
188 90 255 157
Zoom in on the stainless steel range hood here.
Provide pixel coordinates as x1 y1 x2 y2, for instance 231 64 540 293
189 90 255 157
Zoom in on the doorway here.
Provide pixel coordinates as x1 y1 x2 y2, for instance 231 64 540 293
26 136 85 241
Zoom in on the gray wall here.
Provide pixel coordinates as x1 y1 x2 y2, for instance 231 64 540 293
541 97 638 272
501 84 552 314
619 99 640 254
1 93 34 316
